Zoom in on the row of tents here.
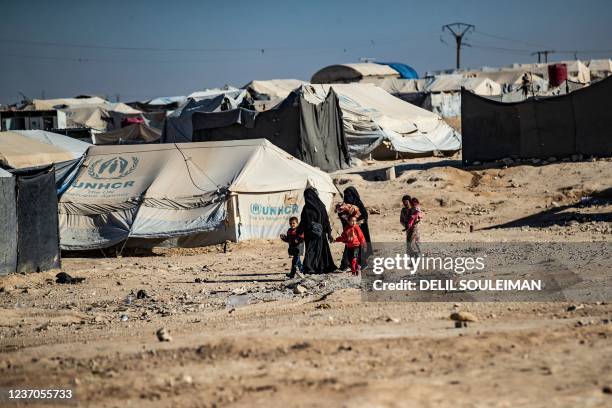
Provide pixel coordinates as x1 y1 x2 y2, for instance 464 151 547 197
0 130 341 273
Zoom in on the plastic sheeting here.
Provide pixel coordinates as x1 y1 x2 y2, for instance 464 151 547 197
59 139 337 250
161 91 246 144
461 75 612 163
192 90 350 172
302 83 461 157
0 168 17 275
11 165 60 273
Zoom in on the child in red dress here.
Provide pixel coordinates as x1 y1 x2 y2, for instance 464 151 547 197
335 216 367 275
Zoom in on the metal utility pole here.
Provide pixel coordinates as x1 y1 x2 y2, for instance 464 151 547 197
442 22 475 69
531 50 555 63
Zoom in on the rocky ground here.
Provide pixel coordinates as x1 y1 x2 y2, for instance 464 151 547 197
0 157 611 407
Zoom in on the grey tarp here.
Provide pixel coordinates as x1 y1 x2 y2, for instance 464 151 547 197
461 75 612 164
0 168 17 275
10 165 60 273
191 90 350 172
161 94 235 143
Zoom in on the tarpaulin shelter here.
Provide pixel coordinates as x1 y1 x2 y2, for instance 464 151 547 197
0 130 91 192
0 168 17 275
302 83 461 158
0 165 60 275
461 75 612 164
161 91 247 144
93 123 161 145
375 62 418 79
191 89 350 172
59 139 337 250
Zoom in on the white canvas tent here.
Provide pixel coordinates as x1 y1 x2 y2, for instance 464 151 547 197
302 83 461 158
587 59 612 79
425 76 502 95
0 131 82 169
244 79 307 100
59 139 337 250
25 96 107 111
61 103 141 132
311 63 400 84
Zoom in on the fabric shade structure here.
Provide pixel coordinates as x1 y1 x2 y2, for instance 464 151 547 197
311 63 400 83
191 88 350 172
302 83 461 158
461 75 612 164
0 165 60 275
93 123 161 145
59 139 338 250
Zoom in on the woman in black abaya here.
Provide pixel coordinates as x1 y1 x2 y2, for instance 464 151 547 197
297 188 337 274
340 186 372 269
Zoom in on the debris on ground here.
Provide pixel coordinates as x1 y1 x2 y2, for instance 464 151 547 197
156 327 172 342
55 272 86 284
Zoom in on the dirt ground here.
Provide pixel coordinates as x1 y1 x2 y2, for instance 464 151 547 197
1 157 611 407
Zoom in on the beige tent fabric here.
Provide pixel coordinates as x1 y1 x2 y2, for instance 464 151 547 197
61 103 141 131
0 131 75 169
508 61 591 83
27 96 107 111
464 70 544 86
375 78 429 94
587 59 612 79
93 124 161 145
59 139 337 249
426 76 502 95
311 63 399 83
245 79 307 99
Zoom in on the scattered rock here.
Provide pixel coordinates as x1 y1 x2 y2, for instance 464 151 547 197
385 316 400 323
56 272 85 284
293 284 307 295
567 304 584 312
405 177 418 184
603 385 612 394
194 278 203 283
120 315 129 322
315 303 331 309
368 205 381 215
156 328 172 342
136 289 149 299
551 201 560 208
177 374 193 385
450 311 478 322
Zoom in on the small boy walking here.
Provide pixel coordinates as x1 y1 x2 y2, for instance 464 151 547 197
335 216 367 275
280 216 304 279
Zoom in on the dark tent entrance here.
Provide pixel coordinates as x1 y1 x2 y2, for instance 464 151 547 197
461 75 612 164
191 89 350 172
0 165 60 275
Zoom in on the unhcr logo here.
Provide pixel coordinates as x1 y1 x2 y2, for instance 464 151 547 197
88 156 139 180
250 203 299 216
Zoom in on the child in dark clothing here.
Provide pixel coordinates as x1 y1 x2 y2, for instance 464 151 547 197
399 194 412 231
335 216 366 275
280 216 304 278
